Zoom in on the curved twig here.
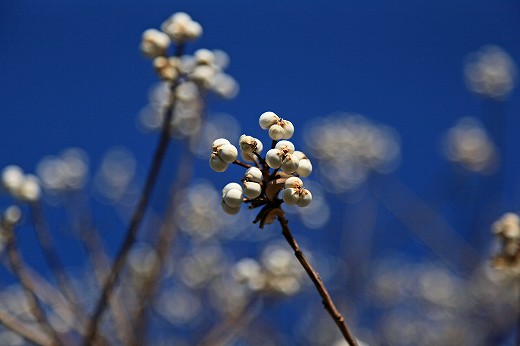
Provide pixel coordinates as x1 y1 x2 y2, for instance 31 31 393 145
277 216 358 346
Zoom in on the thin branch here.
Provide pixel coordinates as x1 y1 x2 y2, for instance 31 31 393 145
0 309 52 346
83 85 178 345
232 159 252 169
4 224 63 346
277 216 358 346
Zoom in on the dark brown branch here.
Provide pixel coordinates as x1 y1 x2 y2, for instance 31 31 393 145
232 159 252 169
277 216 358 346
4 224 63 346
83 85 178 345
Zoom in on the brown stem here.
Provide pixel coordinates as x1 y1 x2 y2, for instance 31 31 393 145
83 86 178 345
4 224 63 346
232 159 252 169
0 309 52 346
277 216 358 346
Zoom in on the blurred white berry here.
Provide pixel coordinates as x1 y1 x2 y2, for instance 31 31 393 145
1 166 24 193
19 175 41 202
161 12 202 43
140 29 171 58
194 48 215 65
153 56 180 81
3 206 22 226
493 213 520 239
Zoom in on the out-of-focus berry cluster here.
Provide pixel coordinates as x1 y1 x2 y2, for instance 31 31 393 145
305 113 400 192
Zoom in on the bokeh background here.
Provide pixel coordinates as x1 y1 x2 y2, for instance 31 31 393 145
1 1 520 345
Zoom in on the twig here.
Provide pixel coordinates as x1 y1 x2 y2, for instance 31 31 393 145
277 216 358 346
83 85 178 345
0 309 52 346
4 223 63 346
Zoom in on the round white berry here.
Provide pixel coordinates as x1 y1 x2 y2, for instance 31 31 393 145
243 181 262 199
209 155 228 172
269 124 285 140
223 188 243 208
221 200 240 215
281 120 294 139
222 182 242 196
281 154 300 174
285 177 303 189
282 188 300 205
275 140 295 153
296 158 312 177
244 167 263 183
212 138 230 148
218 143 238 163
266 149 282 169
297 189 312 207
259 111 279 130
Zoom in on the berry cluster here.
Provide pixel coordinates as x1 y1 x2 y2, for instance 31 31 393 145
209 112 313 227
140 13 238 99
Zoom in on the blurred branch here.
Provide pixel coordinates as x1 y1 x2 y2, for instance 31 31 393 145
0 309 52 346
29 202 88 326
277 216 359 346
83 93 177 345
370 174 480 271
197 297 263 346
4 223 64 346
64 191 133 344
